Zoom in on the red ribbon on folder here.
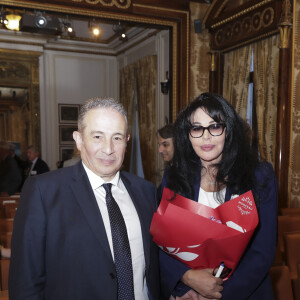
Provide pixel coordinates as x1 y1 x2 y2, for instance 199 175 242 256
150 188 258 278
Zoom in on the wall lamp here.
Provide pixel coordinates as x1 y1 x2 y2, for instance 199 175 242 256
160 71 170 94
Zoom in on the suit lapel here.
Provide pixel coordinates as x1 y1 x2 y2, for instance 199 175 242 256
121 173 151 269
70 163 113 261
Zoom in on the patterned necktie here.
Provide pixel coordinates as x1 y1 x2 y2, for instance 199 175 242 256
102 183 135 300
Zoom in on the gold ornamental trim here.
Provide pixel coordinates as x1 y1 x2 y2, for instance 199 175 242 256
211 0 272 29
279 26 292 49
71 0 131 9
221 30 279 53
208 51 217 71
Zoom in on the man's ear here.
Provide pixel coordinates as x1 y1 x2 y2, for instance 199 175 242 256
126 134 130 143
73 131 82 151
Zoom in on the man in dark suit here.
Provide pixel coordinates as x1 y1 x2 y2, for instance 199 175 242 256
9 97 160 300
26 145 50 176
0 141 22 196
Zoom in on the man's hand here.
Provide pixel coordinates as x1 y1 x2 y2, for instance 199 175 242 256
181 268 223 299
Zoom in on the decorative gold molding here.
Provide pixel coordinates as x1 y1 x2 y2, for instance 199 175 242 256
208 51 217 71
278 0 292 49
221 29 279 53
133 3 189 14
211 0 272 29
279 26 292 48
213 7 275 49
280 0 293 26
71 0 131 9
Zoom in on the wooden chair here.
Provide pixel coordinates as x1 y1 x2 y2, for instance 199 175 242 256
269 265 294 300
0 199 18 218
0 259 9 291
292 262 300 300
0 219 14 234
2 202 18 219
277 216 300 256
281 208 300 216
283 231 300 279
0 233 12 249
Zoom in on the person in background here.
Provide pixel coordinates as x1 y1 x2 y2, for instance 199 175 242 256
26 145 49 176
157 124 174 165
8 143 27 189
0 141 22 196
9 97 160 300
158 93 277 300
63 145 81 167
157 124 174 203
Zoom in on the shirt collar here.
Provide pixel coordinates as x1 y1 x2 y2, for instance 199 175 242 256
82 161 121 190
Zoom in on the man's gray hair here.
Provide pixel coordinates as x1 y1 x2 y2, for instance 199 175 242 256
27 145 39 153
78 97 128 133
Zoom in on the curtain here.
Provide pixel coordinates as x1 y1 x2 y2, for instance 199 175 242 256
120 55 157 183
253 35 279 166
223 44 252 118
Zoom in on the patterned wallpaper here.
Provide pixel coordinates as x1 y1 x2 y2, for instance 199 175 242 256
291 0 300 207
189 2 211 101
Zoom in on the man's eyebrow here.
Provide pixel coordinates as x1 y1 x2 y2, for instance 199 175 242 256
90 130 125 136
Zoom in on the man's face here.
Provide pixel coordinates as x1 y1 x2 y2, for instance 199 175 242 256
27 149 38 162
74 107 129 182
158 134 174 163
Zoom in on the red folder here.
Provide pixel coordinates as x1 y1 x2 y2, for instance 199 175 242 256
150 188 258 278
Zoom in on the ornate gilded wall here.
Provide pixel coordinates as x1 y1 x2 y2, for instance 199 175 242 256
291 0 300 207
189 2 210 101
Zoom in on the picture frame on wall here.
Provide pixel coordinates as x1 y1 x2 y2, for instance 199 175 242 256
58 104 80 124
60 146 75 161
59 125 77 144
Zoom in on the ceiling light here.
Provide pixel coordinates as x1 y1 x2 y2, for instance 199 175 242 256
5 13 21 30
0 8 8 27
88 21 100 37
113 21 128 42
92 27 100 36
62 21 74 36
36 16 47 28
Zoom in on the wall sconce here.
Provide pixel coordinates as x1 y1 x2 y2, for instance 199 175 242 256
160 71 170 94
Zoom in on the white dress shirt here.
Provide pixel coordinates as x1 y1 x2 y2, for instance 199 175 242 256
83 163 148 300
29 157 38 176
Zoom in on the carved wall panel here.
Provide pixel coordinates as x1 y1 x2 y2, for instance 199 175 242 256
0 50 41 154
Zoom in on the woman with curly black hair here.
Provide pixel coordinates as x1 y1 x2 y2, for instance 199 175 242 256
158 93 278 300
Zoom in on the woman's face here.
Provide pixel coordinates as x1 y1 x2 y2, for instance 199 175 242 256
189 107 226 167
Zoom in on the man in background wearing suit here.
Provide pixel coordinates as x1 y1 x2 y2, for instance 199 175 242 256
26 145 50 176
0 141 22 196
9 97 160 300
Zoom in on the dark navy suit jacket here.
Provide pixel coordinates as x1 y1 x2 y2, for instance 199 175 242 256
9 162 160 300
159 162 277 300
31 158 49 175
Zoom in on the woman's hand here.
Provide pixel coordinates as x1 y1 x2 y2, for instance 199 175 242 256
169 289 200 300
181 268 223 299
169 289 220 300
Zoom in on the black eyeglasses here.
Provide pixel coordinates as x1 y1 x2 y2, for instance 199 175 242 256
189 123 226 138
